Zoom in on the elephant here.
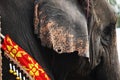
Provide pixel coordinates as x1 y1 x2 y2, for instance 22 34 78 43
0 0 120 80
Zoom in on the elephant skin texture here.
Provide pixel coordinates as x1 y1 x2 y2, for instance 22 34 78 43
0 0 120 80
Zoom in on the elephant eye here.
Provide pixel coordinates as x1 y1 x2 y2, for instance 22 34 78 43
101 23 115 46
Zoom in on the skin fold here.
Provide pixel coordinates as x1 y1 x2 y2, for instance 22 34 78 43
0 0 120 80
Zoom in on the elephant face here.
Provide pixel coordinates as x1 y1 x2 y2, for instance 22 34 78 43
87 0 118 68
34 0 89 57
1 0 119 80
34 0 118 67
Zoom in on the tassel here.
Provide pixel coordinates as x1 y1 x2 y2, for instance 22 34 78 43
13 65 17 76
9 62 14 73
23 76 26 80
19 72 22 80
16 69 20 80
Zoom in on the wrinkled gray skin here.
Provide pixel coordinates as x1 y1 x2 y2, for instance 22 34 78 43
0 0 120 80
34 0 89 57
34 0 120 80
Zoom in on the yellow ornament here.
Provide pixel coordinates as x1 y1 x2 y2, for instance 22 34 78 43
9 69 14 73
13 72 17 76
16 77 20 80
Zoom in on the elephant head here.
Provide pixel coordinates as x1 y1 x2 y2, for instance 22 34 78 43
1 0 119 80
34 0 120 80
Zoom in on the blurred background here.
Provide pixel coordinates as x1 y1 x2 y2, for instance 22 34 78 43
108 0 120 62
108 0 120 27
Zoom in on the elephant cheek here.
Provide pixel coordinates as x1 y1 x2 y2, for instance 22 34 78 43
39 22 89 58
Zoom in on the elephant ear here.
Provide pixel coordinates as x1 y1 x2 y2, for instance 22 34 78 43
33 1 89 57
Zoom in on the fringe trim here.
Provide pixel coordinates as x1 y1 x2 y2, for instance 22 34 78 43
0 16 34 80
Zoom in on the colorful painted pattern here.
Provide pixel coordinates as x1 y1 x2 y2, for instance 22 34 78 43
2 35 51 80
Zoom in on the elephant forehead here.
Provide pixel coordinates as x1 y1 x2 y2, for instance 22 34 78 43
39 21 89 57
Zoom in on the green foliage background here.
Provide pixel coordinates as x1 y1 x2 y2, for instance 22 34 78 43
108 0 120 27
117 16 120 28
